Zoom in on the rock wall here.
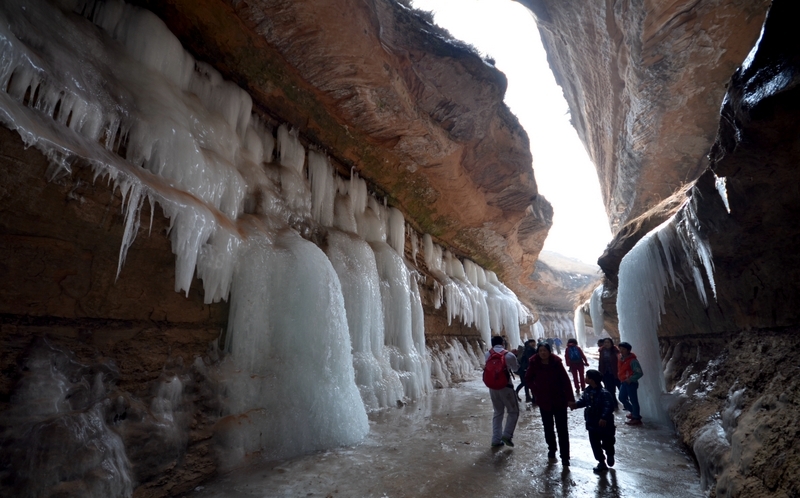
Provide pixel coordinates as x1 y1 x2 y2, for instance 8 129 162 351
526 0 800 494
0 125 228 497
523 0 767 232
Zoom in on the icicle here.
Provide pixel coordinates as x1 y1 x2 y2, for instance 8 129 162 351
714 174 731 214
387 207 405 257
409 226 419 265
308 150 335 226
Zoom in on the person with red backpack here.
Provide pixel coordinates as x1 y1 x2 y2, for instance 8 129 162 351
484 335 519 447
566 338 590 394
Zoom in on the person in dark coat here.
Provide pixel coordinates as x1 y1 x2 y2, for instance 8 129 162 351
515 340 536 403
525 342 575 466
598 338 620 403
569 369 616 472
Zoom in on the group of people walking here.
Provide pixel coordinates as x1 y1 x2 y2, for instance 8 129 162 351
483 335 643 473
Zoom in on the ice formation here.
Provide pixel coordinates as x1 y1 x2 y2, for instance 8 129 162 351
429 338 483 388
421 236 530 348
573 309 587 348
0 339 206 497
714 173 731 214
590 284 605 336
537 311 576 342
532 320 546 340
617 194 717 423
0 0 533 479
220 230 369 462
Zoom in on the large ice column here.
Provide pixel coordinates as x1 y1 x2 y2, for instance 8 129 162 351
220 230 368 463
573 308 587 348
590 284 605 337
325 229 405 410
409 274 433 393
617 197 716 424
359 207 428 400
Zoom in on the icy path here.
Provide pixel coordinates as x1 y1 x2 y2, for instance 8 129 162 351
191 378 702 497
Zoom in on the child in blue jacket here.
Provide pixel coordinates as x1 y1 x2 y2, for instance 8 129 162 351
569 369 616 472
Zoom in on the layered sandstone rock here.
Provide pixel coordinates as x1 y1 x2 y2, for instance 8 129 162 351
522 0 767 232
133 0 552 304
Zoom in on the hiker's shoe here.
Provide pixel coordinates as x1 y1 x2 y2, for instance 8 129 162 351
501 436 514 447
625 418 643 426
593 462 609 472
491 441 504 447
607 455 615 467
626 413 634 419
547 451 558 462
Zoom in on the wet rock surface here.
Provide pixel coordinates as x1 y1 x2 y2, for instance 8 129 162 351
665 329 800 498
191 374 701 498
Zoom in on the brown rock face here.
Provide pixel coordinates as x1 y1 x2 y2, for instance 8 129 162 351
133 0 552 303
522 0 767 232
0 125 228 497
531 0 800 494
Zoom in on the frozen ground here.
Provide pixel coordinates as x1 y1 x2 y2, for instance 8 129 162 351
191 377 702 497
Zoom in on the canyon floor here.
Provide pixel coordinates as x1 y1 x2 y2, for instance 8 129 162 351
190 356 702 498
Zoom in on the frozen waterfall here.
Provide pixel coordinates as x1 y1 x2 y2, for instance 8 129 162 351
616 196 717 424
0 0 533 477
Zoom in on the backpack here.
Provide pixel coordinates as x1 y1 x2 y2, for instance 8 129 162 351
483 350 510 390
568 345 582 362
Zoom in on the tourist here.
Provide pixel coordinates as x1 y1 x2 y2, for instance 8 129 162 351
617 342 644 425
525 342 575 466
515 339 536 404
569 369 616 472
565 338 590 393
484 336 520 447
553 336 563 354
598 338 620 403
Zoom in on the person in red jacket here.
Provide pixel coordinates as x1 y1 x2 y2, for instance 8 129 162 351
617 342 644 425
565 338 590 394
525 342 575 466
